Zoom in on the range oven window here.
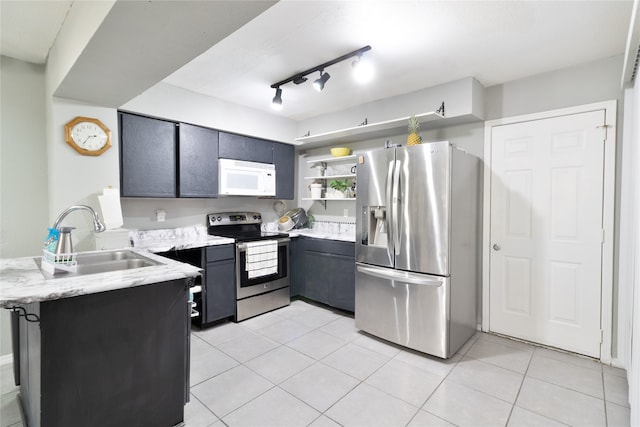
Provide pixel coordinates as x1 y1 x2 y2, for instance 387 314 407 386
238 243 288 288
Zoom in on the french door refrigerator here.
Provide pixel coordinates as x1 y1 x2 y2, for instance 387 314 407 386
355 141 480 358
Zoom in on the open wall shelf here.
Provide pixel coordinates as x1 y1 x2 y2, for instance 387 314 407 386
295 111 444 146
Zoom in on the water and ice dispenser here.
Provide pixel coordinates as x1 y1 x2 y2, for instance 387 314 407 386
361 206 388 247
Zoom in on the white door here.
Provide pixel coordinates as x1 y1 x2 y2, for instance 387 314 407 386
489 110 606 358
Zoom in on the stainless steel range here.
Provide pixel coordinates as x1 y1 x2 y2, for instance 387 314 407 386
207 212 290 321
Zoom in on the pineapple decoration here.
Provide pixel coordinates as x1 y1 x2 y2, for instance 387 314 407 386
407 115 422 146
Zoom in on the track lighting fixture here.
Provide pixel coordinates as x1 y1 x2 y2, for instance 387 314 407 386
313 70 331 92
269 45 372 109
352 54 374 84
271 87 283 110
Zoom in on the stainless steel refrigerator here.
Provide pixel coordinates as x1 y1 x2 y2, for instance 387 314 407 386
355 141 480 358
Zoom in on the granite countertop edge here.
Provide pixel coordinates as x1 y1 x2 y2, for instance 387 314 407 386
0 248 202 308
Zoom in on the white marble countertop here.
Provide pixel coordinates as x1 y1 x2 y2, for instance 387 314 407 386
0 249 202 308
130 226 235 252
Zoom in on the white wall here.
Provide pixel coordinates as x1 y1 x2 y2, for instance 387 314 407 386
485 55 624 120
47 98 120 251
297 77 484 139
621 78 639 426
122 83 298 144
0 56 49 356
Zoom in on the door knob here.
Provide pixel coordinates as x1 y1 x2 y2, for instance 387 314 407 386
493 244 501 251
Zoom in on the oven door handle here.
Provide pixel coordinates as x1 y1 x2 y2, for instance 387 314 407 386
236 238 290 250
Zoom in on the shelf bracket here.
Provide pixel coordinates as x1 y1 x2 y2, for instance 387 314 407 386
436 101 445 117
359 118 368 126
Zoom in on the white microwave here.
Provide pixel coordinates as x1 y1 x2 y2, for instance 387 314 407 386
218 158 276 196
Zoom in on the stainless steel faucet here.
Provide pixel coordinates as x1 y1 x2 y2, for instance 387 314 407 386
53 205 107 232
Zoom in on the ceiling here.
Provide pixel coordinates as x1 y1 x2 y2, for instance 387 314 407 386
0 1 634 121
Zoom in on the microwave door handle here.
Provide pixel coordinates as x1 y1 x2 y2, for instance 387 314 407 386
386 160 395 261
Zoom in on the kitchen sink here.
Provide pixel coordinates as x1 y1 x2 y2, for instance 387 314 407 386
35 249 164 279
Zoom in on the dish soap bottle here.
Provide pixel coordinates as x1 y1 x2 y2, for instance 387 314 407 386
44 228 59 253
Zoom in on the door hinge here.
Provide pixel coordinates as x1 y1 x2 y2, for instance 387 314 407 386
601 229 605 243
596 124 610 141
600 329 604 343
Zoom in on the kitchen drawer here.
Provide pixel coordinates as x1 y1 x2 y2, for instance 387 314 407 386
206 245 235 262
305 238 355 257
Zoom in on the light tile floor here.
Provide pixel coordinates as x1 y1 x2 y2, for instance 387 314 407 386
0 299 631 427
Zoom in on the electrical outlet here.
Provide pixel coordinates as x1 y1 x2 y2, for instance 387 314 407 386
156 209 166 222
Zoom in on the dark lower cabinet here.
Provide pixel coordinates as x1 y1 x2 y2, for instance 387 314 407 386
204 245 236 324
289 236 305 297
19 279 190 427
158 245 236 327
302 238 355 312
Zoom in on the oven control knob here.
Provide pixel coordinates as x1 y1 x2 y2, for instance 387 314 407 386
210 217 216 222
217 216 222 221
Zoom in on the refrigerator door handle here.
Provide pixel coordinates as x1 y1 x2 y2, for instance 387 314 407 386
356 264 444 287
385 160 395 261
392 159 401 255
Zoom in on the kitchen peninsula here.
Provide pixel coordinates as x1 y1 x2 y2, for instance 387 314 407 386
0 249 202 427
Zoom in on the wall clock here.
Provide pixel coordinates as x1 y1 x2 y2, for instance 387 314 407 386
64 116 112 156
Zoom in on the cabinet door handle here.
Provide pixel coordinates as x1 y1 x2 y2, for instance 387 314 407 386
493 244 501 251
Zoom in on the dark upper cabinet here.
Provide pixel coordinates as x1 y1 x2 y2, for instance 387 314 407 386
120 112 177 197
218 132 273 164
178 123 219 198
120 112 292 199
273 142 295 200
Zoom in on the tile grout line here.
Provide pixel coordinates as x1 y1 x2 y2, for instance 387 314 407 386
602 367 609 427
400 335 479 426
503 344 535 426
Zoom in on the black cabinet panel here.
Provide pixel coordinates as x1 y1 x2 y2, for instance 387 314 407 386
329 254 356 312
303 238 355 312
289 237 305 297
205 258 236 322
305 239 355 257
179 123 219 197
304 251 331 305
206 245 235 261
204 244 236 323
219 132 273 164
24 280 189 427
120 112 177 197
273 142 295 200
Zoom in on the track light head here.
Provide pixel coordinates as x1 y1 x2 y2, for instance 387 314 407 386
271 87 283 110
313 71 331 92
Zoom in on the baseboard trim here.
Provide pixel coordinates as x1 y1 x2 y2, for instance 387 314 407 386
0 353 13 366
